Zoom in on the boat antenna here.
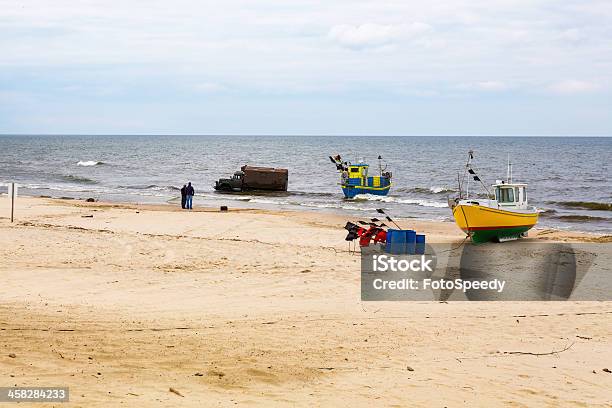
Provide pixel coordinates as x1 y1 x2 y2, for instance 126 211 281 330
508 162 512 183
506 154 510 183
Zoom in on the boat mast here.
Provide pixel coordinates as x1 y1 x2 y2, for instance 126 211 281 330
464 150 493 199
509 161 513 184
506 154 513 183
465 150 474 199
457 172 462 199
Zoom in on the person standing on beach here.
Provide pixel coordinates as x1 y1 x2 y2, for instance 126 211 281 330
180 184 187 209
185 182 194 210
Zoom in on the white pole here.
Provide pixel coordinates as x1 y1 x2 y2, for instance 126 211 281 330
10 182 15 223
506 154 510 183
509 162 513 184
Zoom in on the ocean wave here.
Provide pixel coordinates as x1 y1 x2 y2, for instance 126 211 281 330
555 215 608 222
399 199 448 208
16 183 169 198
77 160 104 166
537 208 557 217
117 184 181 192
299 202 380 212
202 190 297 200
400 186 455 195
196 192 381 211
289 191 336 197
197 193 254 201
352 194 448 208
552 201 612 211
249 198 290 205
17 183 98 193
429 186 454 194
62 175 97 184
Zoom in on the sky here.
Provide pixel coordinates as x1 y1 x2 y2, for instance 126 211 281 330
1 0 611 136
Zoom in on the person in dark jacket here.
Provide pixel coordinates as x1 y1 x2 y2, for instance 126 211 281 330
185 182 194 209
180 184 187 209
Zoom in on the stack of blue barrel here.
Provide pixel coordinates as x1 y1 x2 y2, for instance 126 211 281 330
385 230 426 255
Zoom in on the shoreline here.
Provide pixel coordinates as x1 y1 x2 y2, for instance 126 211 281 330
2 194 610 242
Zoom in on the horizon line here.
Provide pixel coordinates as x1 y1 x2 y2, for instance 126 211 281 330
1 134 611 138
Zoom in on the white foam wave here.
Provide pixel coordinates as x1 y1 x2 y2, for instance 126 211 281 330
19 183 93 192
400 199 448 208
353 194 447 208
429 186 453 194
249 198 290 205
299 202 380 212
17 183 170 198
77 160 103 166
118 184 172 191
196 193 254 201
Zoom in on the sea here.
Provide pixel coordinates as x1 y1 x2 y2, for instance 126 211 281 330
0 135 610 234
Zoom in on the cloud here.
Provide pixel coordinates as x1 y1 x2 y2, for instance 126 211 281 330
327 22 431 49
0 0 611 134
475 81 509 91
193 82 227 93
456 81 509 92
549 80 599 94
557 28 586 44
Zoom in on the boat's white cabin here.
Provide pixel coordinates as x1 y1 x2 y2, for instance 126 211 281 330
492 181 529 209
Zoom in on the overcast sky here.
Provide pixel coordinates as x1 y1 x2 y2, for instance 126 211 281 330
1 0 611 135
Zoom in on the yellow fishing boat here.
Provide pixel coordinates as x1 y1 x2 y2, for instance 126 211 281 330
449 151 538 243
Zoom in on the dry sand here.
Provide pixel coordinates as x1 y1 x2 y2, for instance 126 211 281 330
1 196 611 407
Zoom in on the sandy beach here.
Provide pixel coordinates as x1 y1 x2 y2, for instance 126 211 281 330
1 196 611 407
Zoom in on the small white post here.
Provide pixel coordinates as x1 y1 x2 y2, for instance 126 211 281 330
9 182 16 223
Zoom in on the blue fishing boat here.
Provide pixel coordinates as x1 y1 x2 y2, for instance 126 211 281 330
329 155 392 199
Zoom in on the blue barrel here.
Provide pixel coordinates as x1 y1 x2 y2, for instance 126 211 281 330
416 234 426 254
405 230 416 254
384 229 396 253
385 229 406 255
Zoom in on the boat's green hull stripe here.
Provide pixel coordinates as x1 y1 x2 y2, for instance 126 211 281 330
470 226 531 244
